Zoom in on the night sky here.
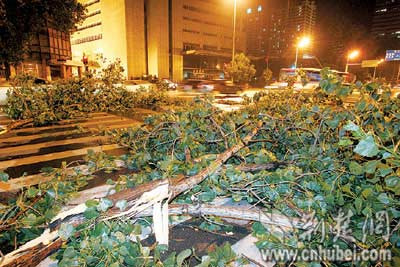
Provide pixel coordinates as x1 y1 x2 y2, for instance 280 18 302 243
316 0 376 29
314 0 378 65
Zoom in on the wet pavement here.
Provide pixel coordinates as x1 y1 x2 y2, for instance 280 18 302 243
0 112 142 179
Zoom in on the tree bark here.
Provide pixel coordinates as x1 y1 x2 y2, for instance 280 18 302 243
4 62 11 81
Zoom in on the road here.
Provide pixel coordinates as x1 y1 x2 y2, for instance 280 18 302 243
167 87 363 111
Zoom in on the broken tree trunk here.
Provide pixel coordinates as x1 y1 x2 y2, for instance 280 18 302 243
0 121 263 267
0 160 125 193
137 203 309 230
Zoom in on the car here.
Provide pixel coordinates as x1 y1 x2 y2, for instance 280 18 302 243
160 78 178 90
194 80 242 93
182 79 206 90
119 80 156 92
264 68 355 92
196 80 216 92
392 84 400 98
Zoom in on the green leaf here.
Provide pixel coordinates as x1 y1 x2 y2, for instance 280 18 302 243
21 213 37 226
116 200 128 211
232 194 243 202
26 187 39 198
0 172 9 182
176 249 192 267
377 193 391 205
385 176 399 187
163 252 176 267
354 197 363 213
338 138 353 147
195 256 211 267
84 207 100 219
364 161 378 174
343 121 360 132
349 161 363 175
199 190 216 202
385 176 400 194
361 188 373 199
85 199 99 208
342 183 352 195
93 222 110 237
354 135 379 157
59 223 75 241
97 198 113 212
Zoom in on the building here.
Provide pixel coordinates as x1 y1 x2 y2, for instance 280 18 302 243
71 0 147 80
372 0 400 39
267 7 288 59
180 1 246 80
243 0 316 63
244 0 269 58
71 0 246 81
1 26 78 81
284 0 316 57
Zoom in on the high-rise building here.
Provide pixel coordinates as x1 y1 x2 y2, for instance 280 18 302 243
71 0 246 81
244 0 316 61
267 7 288 59
372 0 400 39
245 0 269 57
71 0 147 79
284 0 316 57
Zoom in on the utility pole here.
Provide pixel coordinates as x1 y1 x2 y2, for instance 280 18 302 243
232 0 237 62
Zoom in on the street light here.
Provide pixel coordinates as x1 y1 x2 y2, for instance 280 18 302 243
232 0 237 62
294 36 311 69
345 50 360 73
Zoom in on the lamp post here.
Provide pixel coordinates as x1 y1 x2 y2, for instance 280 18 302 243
294 36 311 69
232 0 237 62
345 50 360 73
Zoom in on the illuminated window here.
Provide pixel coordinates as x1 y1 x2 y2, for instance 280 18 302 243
247 8 252 14
376 8 387 13
258 5 262 12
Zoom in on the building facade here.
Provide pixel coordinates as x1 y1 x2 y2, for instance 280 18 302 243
372 0 400 39
1 27 78 81
244 0 316 61
245 0 269 58
283 0 316 58
71 0 246 81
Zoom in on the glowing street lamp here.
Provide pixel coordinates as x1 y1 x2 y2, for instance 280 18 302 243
294 36 311 69
345 50 360 73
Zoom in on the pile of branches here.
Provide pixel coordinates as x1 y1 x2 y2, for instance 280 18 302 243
3 74 176 127
1 69 400 266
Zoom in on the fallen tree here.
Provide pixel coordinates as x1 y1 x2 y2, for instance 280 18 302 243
1 120 264 267
1 70 400 267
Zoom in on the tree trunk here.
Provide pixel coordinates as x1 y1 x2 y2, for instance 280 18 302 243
4 62 11 81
